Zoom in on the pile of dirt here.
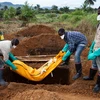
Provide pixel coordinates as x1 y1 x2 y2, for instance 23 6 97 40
4 24 64 56
4 24 56 40
11 34 65 56
16 24 56 37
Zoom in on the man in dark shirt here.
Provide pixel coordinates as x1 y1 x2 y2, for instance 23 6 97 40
58 28 87 80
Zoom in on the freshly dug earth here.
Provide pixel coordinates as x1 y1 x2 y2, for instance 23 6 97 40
0 24 100 100
4 24 64 56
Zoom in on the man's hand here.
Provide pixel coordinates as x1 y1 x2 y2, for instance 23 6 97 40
62 43 69 52
5 60 17 70
62 50 71 61
88 41 95 54
9 52 17 61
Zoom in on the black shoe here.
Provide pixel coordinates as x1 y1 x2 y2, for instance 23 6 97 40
93 75 100 93
83 68 97 80
73 73 82 80
83 76 94 80
73 63 82 80
93 84 100 93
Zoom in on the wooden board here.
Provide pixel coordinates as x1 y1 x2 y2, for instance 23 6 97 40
16 55 55 62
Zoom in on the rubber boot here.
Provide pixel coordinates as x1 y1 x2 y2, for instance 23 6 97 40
73 63 82 80
61 56 70 66
93 75 100 93
0 69 8 86
83 68 97 80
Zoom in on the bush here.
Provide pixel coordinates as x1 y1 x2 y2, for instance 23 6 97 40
45 13 57 18
59 14 69 21
0 10 4 18
3 7 16 20
70 16 83 23
84 13 97 27
71 9 85 16
20 2 36 22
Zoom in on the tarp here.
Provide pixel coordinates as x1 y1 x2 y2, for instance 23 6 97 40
12 51 65 81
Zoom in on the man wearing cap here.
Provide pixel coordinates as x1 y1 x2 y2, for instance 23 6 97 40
58 28 87 80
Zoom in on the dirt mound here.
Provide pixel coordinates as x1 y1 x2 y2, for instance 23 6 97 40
17 24 56 37
12 34 65 56
12 89 63 100
4 24 62 56
4 25 56 40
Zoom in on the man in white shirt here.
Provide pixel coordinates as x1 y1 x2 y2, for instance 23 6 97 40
0 38 19 86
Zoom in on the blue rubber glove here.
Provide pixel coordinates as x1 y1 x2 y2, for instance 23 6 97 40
9 52 17 61
62 50 71 61
88 48 100 60
88 41 95 54
5 60 17 70
62 44 68 52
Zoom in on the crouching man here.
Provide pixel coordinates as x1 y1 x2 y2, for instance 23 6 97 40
0 39 19 86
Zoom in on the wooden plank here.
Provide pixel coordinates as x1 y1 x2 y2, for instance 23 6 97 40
16 55 55 62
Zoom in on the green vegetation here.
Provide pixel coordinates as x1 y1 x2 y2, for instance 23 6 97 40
19 2 36 26
3 6 16 20
0 0 98 41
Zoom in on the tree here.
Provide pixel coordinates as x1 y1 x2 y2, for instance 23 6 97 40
36 4 40 10
34 4 41 13
59 6 69 13
3 7 16 20
0 10 4 18
20 1 36 26
4 6 8 10
16 7 21 15
84 0 96 7
51 5 58 13
81 3 87 10
44 8 50 13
